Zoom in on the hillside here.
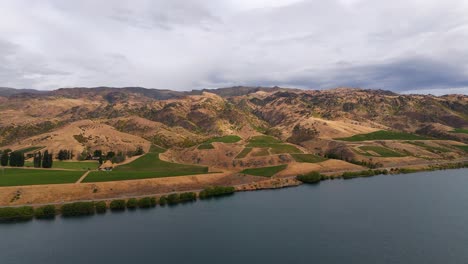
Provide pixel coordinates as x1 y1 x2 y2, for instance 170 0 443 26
0 86 467 164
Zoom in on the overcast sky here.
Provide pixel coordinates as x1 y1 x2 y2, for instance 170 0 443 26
1 0 468 94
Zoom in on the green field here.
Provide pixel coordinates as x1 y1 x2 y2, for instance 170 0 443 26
246 135 302 154
15 146 44 153
235 148 252 159
454 145 468 152
450 128 468 134
25 160 100 170
358 146 406 157
205 135 242 143
248 135 282 144
291 154 327 163
197 143 215 150
83 151 209 183
406 141 450 153
241 164 288 177
0 168 83 186
336 130 430 141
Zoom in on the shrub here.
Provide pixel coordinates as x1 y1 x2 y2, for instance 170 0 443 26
167 193 180 205
199 186 235 199
150 197 157 207
296 171 322 184
61 202 95 217
110 200 126 211
95 201 107 214
34 205 56 219
0 206 34 222
138 197 156 208
179 192 197 202
159 196 168 206
126 198 138 209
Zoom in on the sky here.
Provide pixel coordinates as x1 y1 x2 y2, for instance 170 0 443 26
0 0 468 95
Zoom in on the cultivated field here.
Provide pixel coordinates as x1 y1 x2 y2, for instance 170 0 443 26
0 168 83 187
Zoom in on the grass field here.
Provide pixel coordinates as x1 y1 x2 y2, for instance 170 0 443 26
25 160 100 170
336 130 430 141
241 164 288 177
450 128 468 134
197 143 215 150
0 168 83 187
82 151 209 183
246 135 302 154
205 135 242 143
359 146 406 157
248 135 282 144
454 145 468 152
235 148 252 159
15 146 44 153
291 154 327 163
406 141 450 153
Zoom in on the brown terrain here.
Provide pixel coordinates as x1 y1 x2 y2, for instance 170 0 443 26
0 86 467 206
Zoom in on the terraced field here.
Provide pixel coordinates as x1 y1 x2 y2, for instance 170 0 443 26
337 130 430 141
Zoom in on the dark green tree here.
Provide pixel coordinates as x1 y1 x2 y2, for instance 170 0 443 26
0 150 8 166
33 151 42 168
9 152 25 167
42 150 53 168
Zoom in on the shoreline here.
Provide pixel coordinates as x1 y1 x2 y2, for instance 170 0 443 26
0 160 466 210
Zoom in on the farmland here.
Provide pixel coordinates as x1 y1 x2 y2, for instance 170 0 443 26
336 130 430 141
0 168 83 187
241 164 288 177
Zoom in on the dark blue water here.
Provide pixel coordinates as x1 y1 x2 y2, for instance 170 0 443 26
1 169 467 264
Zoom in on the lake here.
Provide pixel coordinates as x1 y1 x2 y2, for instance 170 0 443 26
1 168 467 264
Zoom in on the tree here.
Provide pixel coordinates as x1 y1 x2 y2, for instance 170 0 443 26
9 152 25 167
106 151 116 159
42 150 53 168
93 150 102 158
33 151 42 168
134 146 144 156
98 156 103 165
0 150 8 166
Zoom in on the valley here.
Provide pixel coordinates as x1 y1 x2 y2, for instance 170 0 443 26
0 86 467 206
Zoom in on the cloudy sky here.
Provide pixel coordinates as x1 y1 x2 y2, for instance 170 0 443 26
1 0 468 94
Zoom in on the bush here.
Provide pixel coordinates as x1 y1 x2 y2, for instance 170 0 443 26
159 196 168 206
61 202 95 217
110 200 126 211
126 198 138 209
199 186 235 199
296 171 322 184
179 192 197 202
0 206 34 222
95 201 107 214
34 205 56 219
138 197 156 208
167 193 180 205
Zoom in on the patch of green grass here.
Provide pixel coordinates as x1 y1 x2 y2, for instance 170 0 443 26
248 135 282 144
205 135 241 143
24 160 100 170
241 164 287 177
149 145 166 153
450 128 468 134
406 141 450 153
336 130 430 141
291 154 327 163
197 143 215 150
82 152 208 182
359 146 406 157
246 143 302 154
454 145 468 152
15 146 44 153
251 148 270 157
235 148 252 159
0 168 83 186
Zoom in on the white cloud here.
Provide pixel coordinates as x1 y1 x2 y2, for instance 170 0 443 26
0 0 467 93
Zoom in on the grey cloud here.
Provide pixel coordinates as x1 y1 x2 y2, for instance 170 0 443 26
0 0 467 94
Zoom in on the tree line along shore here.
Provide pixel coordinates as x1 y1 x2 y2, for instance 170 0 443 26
1 161 467 223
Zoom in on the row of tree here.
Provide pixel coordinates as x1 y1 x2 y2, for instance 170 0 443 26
34 150 53 168
1 150 26 167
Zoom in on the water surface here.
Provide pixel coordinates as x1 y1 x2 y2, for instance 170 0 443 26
1 169 467 264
